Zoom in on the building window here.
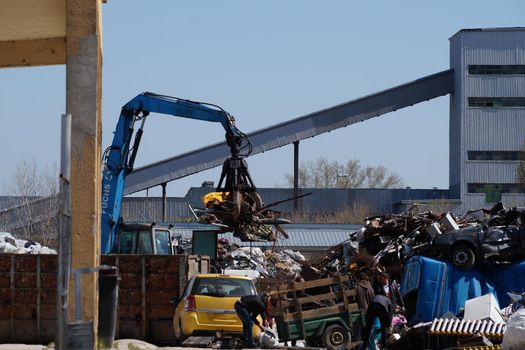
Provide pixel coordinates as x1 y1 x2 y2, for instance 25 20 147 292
467 183 525 203
468 65 525 75
468 97 525 108
468 151 525 161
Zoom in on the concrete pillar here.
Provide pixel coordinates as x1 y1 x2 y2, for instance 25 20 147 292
66 0 102 341
293 141 300 212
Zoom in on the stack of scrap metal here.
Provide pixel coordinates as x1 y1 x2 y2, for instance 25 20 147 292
214 245 306 279
283 202 525 282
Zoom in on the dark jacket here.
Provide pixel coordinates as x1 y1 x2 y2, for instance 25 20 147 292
240 295 267 325
362 294 394 345
373 279 404 308
355 280 375 313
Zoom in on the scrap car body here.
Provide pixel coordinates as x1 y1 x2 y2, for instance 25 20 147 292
428 224 525 270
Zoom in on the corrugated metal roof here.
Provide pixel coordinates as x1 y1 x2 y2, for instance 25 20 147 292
171 223 359 248
123 70 454 195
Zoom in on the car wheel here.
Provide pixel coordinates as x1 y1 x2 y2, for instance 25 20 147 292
173 318 186 345
450 244 476 270
321 324 351 350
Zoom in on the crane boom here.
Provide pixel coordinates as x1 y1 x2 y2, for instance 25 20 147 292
101 92 247 253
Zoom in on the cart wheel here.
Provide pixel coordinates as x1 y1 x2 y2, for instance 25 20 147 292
449 243 476 270
322 324 351 350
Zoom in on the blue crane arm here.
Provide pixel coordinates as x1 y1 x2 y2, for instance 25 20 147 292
101 92 243 253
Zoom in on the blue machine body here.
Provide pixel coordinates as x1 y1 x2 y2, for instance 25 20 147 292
101 92 241 254
486 260 525 306
401 256 495 322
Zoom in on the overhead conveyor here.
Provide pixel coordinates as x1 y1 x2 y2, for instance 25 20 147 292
123 69 454 195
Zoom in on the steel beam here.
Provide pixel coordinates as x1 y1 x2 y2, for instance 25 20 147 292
124 69 455 195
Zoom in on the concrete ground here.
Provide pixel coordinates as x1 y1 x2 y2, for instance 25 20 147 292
0 339 266 350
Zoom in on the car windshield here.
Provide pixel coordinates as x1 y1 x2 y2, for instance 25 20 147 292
191 277 256 297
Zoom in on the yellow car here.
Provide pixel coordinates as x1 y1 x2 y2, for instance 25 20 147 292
173 274 262 342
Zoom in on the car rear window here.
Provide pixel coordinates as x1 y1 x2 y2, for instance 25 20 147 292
191 277 256 297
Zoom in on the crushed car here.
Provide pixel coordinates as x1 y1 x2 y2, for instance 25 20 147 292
426 224 525 270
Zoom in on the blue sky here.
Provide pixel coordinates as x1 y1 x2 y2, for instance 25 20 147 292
1 1 524 196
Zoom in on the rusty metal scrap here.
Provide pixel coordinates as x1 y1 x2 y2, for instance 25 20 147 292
304 202 525 279
193 192 312 242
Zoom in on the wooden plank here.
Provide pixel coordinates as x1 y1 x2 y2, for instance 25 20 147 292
283 303 359 322
271 275 349 294
337 274 353 334
278 289 356 308
292 282 305 339
0 37 66 68
0 0 65 41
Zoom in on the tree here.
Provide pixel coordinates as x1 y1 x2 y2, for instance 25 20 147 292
2 158 59 245
285 157 404 189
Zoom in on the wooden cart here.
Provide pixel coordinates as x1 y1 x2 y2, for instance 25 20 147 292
269 274 364 350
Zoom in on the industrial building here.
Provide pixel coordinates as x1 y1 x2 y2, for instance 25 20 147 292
450 28 525 211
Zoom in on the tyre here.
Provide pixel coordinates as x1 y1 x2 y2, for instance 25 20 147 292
321 324 351 350
450 243 476 270
173 318 187 345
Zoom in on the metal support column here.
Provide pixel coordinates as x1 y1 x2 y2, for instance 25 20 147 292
56 114 71 350
161 182 167 222
293 141 300 212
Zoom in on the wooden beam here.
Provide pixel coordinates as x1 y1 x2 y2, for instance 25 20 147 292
0 37 66 68
66 0 102 345
0 0 66 41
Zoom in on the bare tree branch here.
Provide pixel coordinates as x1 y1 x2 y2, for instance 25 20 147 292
2 158 59 245
285 157 404 189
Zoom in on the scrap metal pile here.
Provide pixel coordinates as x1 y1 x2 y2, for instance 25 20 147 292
310 202 525 275
213 238 306 279
192 191 292 242
300 202 525 349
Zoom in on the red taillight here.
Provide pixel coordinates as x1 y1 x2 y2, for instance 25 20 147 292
185 295 196 311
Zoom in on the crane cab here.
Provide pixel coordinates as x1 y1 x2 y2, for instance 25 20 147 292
113 223 175 255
